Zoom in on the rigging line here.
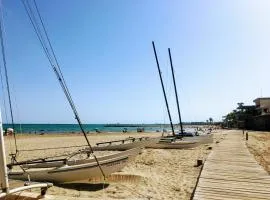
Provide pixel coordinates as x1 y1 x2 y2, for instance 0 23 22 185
0 2 8 125
0 3 18 153
9 147 95 167
21 0 55 66
22 0 76 127
52 67 106 179
32 0 97 158
31 0 85 138
25 0 53 62
22 0 55 67
9 71 23 134
0 72 14 155
0 64 13 154
22 0 106 179
33 0 73 99
10 87 23 134
30 3 79 138
0 57 8 124
18 144 88 152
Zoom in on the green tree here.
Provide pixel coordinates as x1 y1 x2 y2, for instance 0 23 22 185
237 102 244 112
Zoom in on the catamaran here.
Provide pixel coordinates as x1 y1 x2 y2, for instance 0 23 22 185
145 42 213 149
8 147 141 183
0 0 141 185
92 136 156 151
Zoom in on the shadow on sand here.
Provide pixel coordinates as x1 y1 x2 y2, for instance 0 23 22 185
55 183 110 192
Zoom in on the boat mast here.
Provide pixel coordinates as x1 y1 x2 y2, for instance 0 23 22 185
168 48 184 135
0 109 9 193
152 41 175 136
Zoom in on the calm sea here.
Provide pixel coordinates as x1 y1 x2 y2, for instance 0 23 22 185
2 124 169 134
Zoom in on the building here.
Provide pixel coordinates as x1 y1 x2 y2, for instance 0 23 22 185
253 98 270 115
224 97 270 131
235 105 256 129
253 98 270 130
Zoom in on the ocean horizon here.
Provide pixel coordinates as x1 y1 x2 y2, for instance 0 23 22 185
2 123 174 133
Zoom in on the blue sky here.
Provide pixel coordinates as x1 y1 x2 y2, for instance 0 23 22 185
0 0 270 124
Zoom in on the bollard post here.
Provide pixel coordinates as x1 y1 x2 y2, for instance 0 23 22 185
197 159 203 167
246 132 248 141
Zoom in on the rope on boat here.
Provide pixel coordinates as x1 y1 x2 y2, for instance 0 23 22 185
20 0 106 179
10 154 32 183
18 144 89 152
7 147 95 168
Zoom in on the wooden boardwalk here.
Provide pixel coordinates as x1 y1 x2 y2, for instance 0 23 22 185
193 131 270 200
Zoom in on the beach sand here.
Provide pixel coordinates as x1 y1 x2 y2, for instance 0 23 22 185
4 130 222 199
246 131 270 174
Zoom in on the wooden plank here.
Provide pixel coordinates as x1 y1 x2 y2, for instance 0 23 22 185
192 130 270 200
196 184 270 194
194 191 270 200
199 176 270 184
198 179 270 189
202 169 268 176
203 164 265 171
193 193 249 200
195 187 270 199
201 168 269 177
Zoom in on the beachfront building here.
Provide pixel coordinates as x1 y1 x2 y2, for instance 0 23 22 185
253 98 270 115
235 105 256 129
252 98 270 130
223 97 270 131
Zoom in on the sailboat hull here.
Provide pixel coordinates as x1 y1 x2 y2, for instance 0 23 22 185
92 138 158 151
145 141 199 149
9 148 142 183
145 134 213 149
182 134 213 144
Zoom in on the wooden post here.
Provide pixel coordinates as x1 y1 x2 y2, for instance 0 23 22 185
197 159 203 167
246 132 248 141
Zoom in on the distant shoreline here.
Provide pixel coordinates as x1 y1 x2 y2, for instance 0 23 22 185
3 123 212 134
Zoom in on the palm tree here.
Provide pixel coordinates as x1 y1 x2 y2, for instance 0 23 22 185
224 112 237 128
209 117 213 124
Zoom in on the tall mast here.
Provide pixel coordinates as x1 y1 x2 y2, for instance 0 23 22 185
168 48 184 135
152 41 175 136
0 109 9 193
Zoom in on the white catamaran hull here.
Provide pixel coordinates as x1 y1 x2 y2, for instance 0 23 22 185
145 141 199 149
92 138 158 151
146 134 213 149
9 147 142 183
182 134 213 144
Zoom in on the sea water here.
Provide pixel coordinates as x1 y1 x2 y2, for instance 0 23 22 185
3 124 171 134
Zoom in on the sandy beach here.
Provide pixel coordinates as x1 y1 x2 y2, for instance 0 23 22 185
4 130 224 200
5 129 270 199
246 131 270 174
